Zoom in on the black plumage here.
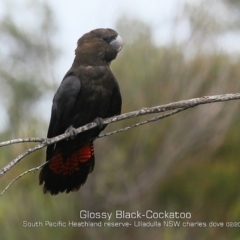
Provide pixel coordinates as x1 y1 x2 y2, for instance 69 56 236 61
39 28 123 195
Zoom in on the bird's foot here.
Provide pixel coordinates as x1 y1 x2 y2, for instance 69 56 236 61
94 117 104 130
65 126 78 140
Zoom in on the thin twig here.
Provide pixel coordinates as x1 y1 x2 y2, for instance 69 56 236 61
0 162 48 196
98 107 187 139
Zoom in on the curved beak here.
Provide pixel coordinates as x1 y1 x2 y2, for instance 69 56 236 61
110 35 123 52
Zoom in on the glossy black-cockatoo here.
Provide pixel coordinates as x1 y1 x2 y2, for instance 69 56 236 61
39 28 123 195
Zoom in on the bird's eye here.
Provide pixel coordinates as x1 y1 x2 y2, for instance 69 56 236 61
103 36 108 42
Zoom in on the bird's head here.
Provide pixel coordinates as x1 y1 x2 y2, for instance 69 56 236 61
74 28 123 66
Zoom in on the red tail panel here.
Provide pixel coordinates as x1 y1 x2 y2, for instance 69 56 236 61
39 141 95 194
49 142 94 175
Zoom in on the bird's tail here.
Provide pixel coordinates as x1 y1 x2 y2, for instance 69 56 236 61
39 141 95 195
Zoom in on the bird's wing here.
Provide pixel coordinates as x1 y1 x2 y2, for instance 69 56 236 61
108 80 122 116
46 75 81 159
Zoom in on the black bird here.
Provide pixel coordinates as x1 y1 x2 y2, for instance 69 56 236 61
39 28 123 195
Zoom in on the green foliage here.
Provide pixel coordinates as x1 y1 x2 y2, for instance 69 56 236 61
0 1 58 138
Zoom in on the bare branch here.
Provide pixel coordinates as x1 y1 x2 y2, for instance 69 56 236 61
0 137 45 148
0 142 47 178
0 93 240 181
2 93 240 146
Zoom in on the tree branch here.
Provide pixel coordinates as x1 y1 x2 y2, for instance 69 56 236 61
0 137 45 148
0 93 240 183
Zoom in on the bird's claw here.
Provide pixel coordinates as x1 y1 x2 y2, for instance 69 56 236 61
65 126 78 140
94 117 104 130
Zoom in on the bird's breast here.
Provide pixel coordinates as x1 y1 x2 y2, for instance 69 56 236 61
71 73 115 127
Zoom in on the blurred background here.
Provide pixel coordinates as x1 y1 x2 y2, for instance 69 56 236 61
1 0 240 239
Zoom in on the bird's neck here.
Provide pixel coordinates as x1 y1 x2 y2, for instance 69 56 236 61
71 55 109 68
